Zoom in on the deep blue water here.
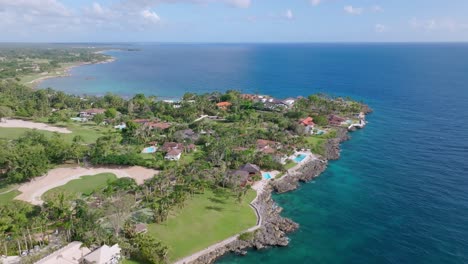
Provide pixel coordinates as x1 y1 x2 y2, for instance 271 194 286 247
40 43 468 263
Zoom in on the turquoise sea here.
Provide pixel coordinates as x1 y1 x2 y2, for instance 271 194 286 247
39 43 468 263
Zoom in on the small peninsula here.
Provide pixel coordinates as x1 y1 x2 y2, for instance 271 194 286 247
0 47 371 264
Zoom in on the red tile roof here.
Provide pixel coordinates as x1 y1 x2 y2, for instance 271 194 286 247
300 117 315 126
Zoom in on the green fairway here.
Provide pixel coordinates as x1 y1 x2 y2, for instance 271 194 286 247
148 188 257 262
0 190 21 205
42 173 118 200
0 122 110 144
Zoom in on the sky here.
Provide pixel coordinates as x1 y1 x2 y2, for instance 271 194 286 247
1 0 468 42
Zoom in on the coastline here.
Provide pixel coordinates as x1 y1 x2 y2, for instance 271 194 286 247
26 54 116 88
179 109 372 264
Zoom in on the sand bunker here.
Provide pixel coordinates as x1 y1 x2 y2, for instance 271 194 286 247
0 119 72 133
15 166 159 205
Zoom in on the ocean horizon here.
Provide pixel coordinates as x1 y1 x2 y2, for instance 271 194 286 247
39 43 468 263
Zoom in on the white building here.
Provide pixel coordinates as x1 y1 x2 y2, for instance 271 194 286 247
83 244 121 264
165 149 182 161
35 241 91 264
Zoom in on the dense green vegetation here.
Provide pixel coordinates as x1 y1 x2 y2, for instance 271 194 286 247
0 54 368 263
0 45 110 81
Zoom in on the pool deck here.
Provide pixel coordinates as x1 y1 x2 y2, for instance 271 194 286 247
286 150 319 174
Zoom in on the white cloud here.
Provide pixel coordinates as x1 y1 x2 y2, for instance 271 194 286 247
375 24 386 33
0 0 72 17
310 0 321 6
344 5 363 15
141 9 161 23
225 0 251 8
284 9 294 20
371 5 383 13
410 18 468 32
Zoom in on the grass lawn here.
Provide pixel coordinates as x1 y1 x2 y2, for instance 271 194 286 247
285 160 297 170
0 190 21 205
305 136 327 155
0 122 110 144
42 173 117 201
148 188 257 262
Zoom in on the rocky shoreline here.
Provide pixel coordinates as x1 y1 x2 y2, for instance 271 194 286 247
188 108 371 264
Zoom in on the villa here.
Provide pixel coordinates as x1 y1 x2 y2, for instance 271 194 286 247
328 114 346 126
146 121 172 130
165 149 182 161
83 244 121 264
35 242 121 264
229 170 250 187
216 101 232 110
135 223 148 234
36 241 91 264
175 129 199 141
161 142 184 152
239 163 261 176
299 117 316 134
282 97 296 107
257 139 281 154
79 108 105 118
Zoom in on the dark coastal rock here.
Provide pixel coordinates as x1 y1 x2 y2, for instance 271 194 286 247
272 158 328 193
361 104 373 114
323 127 349 160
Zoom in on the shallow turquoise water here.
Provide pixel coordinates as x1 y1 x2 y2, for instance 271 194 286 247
40 43 468 263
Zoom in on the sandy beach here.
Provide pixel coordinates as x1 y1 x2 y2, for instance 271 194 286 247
27 56 116 87
0 119 72 133
15 166 159 205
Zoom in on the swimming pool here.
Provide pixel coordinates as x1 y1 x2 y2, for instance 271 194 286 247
294 154 307 163
142 146 157 153
263 173 272 180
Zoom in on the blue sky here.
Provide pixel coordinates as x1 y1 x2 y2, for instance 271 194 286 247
1 0 468 42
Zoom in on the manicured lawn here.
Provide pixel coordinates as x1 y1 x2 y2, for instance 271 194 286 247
0 190 21 205
285 160 297 170
0 122 110 144
42 173 117 201
148 188 257 262
306 136 326 155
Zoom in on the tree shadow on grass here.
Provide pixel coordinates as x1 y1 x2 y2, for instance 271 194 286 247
205 206 223 212
208 197 226 204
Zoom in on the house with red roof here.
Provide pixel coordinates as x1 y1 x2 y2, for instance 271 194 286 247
299 117 316 134
216 101 232 110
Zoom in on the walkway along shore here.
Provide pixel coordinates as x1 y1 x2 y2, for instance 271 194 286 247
173 110 371 264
